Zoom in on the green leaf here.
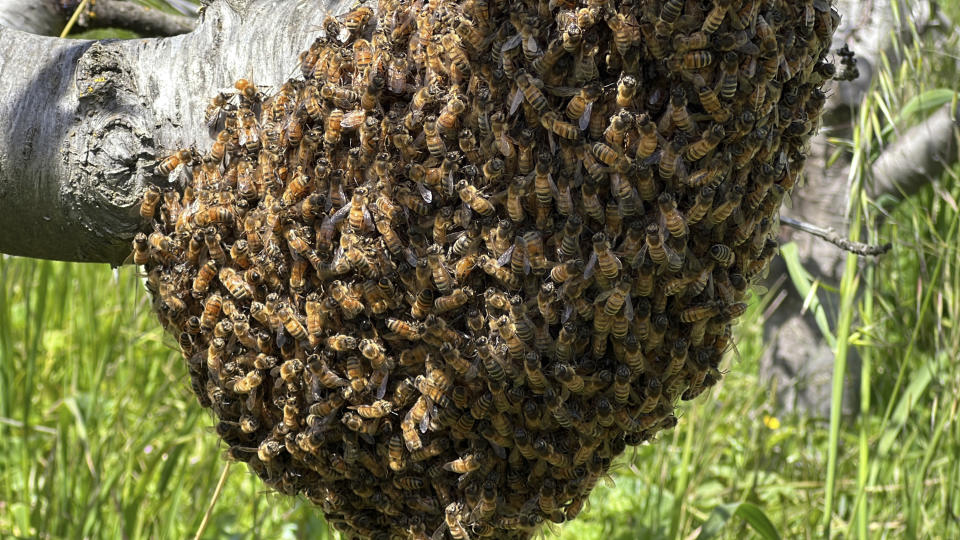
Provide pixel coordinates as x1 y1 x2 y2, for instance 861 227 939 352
780 242 836 348
697 502 781 540
880 89 958 141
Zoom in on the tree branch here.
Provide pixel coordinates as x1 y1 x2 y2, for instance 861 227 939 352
868 101 960 202
0 0 66 36
80 0 198 37
780 216 892 256
0 0 353 264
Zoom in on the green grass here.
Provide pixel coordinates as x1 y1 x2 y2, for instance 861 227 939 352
1 223 955 540
4 1 960 539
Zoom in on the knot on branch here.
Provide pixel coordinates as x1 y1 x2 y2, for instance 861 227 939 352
66 41 158 263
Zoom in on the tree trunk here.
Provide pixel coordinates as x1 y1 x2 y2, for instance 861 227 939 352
0 0 350 264
759 0 956 415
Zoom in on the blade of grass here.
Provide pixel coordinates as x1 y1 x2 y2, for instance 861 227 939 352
194 461 232 540
823 83 871 537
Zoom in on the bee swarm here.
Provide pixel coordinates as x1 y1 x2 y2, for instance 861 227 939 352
134 0 839 537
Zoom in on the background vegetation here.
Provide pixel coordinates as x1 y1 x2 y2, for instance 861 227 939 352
1 1 959 538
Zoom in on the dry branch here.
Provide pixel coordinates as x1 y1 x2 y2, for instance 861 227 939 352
780 216 892 256
80 0 198 37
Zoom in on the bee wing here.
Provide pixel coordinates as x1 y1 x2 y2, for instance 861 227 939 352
376 370 390 399
500 33 522 51
430 522 449 540
542 85 581 97
523 34 540 54
417 182 433 203
420 402 435 433
403 247 419 267
496 245 515 267
508 87 524 116
593 288 614 304
561 304 574 324
546 172 559 199
444 170 455 198
167 163 189 186
583 251 597 279
341 109 366 129
331 201 352 223
623 292 634 320
643 149 662 166
579 101 593 131
362 204 374 230
736 41 760 56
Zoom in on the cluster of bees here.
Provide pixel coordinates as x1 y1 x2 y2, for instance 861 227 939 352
133 0 839 537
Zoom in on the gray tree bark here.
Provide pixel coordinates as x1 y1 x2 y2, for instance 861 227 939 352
0 0 350 264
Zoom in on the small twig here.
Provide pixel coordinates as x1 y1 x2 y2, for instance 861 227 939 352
780 216 892 256
60 0 90 38
194 461 232 540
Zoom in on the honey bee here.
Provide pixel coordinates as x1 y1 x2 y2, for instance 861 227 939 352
587 232 621 281
351 399 393 419
306 355 347 389
130 232 152 265
540 111 579 140
514 70 548 114
456 180 495 216
277 304 308 343
702 0 731 34
409 288 434 320
440 452 481 476
318 108 343 148
329 280 365 319
188 258 217 297
325 333 357 352
155 149 192 176
386 317 422 340
342 3 373 34
204 92 235 129
684 123 725 162
322 83 361 111
708 185 743 225
147 231 176 262
607 76 637 112
677 301 721 323
692 74 730 123
430 287 469 315
560 21 583 52
139 185 162 220
653 192 687 239
634 115 659 161
358 338 391 370
443 503 470 540
657 0 683 28
440 33 471 77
